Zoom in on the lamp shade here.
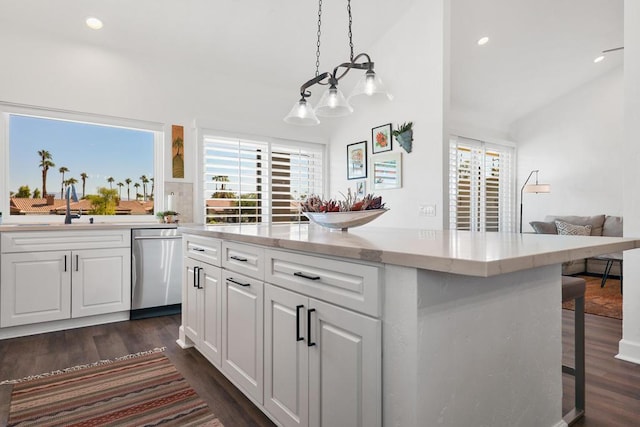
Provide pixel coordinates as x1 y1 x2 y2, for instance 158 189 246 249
315 86 353 117
523 184 551 193
348 70 393 101
284 98 320 126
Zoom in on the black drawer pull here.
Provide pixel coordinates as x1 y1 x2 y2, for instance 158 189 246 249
230 255 248 262
294 271 320 281
307 308 316 347
296 305 304 342
227 277 250 287
64 255 67 272
76 254 79 272
193 266 199 288
192 247 205 252
196 267 202 289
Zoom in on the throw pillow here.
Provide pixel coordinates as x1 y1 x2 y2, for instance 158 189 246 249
529 221 557 234
555 220 592 236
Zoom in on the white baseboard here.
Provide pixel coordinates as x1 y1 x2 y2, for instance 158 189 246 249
616 339 640 365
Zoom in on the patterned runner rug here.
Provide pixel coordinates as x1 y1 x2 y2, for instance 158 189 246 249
2 348 223 426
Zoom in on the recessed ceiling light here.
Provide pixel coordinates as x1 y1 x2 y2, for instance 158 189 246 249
594 55 605 63
86 17 103 30
477 36 489 46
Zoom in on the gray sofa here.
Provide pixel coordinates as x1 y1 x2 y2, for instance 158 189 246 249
530 214 623 276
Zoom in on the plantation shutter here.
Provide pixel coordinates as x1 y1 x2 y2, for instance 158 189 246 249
203 134 324 224
449 136 514 232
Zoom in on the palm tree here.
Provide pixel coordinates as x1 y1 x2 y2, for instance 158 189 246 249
117 182 124 199
107 176 115 190
80 172 89 198
140 175 149 201
134 182 141 200
125 178 132 201
59 166 69 198
149 177 155 201
38 149 55 197
65 177 78 187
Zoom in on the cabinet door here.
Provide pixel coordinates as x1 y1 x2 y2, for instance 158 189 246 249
222 271 264 403
71 248 131 318
183 257 201 344
200 262 222 367
1 251 71 327
264 284 309 427
308 299 381 427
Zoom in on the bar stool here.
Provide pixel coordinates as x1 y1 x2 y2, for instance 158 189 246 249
562 275 586 425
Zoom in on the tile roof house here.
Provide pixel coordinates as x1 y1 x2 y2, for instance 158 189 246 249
9 198 154 216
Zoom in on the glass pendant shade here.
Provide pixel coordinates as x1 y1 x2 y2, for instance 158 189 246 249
284 98 320 126
315 85 353 117
349 70 393 101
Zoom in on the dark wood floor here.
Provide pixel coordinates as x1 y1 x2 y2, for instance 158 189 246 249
0 315 275 427
1 312 639 426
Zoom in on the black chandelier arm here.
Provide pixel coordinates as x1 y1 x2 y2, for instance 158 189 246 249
331 52 374 82
299 72 331 97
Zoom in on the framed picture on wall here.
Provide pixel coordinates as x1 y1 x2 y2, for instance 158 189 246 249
355 180 366 198
347 141 367 180
372 123 392 154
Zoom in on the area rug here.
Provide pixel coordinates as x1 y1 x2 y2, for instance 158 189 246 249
2 348 223 427
562 275 622 320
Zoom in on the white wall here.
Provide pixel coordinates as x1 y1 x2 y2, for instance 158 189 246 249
0 32 329 218
511 67 624 230
619 0 640 364
327 0 445 230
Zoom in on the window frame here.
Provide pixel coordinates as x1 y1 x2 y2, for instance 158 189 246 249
0 102 165 224
196 127 328 225
448 135 516 232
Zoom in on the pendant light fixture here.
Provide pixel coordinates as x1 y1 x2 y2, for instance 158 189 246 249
284 0 392 126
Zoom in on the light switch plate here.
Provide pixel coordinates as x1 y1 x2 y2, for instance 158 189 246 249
419 204 436 217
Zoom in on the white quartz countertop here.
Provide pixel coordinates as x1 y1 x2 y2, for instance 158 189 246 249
179 223 640 277
0 222 176 232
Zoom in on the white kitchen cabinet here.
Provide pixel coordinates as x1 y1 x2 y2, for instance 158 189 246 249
71 248 131 318
1 230 131 330
221 270 264 404
264 283 381 427
1 251 71 327
184 256 222 366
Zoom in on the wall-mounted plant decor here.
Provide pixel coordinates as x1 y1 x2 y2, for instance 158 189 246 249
393 121 413 153
372 123 392 154
347 141 367 180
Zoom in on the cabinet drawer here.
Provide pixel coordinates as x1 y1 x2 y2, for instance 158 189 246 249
222 241 264 280
1 229 130 253
184 234 222 267
265 249 380 317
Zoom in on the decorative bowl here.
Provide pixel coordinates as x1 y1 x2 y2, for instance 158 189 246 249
302 209 388 231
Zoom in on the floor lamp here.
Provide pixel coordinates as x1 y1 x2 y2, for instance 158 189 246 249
520 170 551 233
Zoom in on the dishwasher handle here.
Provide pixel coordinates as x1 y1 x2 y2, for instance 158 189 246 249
133 235 182 240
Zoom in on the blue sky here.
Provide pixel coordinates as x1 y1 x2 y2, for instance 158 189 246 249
10 115 154 198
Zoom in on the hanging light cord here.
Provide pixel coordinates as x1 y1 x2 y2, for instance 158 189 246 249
347 0 354 61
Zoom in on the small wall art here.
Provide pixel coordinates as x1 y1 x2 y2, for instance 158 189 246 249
372 152 402 190
372 123 392 154
355 180 367 198
172 125 185 178
347 141 367 180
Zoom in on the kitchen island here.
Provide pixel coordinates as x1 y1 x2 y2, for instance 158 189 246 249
178 223 639 427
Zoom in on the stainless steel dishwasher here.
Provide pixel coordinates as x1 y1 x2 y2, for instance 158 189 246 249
131 228 182 319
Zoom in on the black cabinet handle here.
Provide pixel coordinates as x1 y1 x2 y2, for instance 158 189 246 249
230 255 248 262
227 277 250 287
64 255 67 272
192 247 205 252
307 308 316 347
296 305 304 342
294 271 320 281
196 267 202 289
75 254 79 272
193 266 199 288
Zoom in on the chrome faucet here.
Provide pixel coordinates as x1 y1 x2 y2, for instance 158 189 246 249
65 184 80 224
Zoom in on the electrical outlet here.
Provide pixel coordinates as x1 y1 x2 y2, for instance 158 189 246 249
419 204 436 217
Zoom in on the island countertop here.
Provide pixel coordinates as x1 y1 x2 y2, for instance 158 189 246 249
179 223 640 277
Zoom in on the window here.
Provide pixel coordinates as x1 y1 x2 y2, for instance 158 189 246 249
1 103 163 221
202 133 324 224
448 136 515 232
